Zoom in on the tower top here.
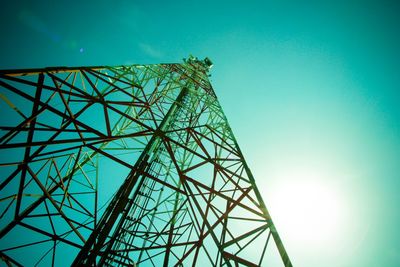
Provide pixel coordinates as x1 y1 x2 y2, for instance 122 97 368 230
184 55 213 70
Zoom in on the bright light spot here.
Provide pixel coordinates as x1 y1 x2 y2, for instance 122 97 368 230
267 170 345 247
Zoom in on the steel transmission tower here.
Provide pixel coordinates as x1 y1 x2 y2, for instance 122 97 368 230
0 57 292 266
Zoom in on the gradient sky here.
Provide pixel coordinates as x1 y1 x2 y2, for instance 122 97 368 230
1 1 400 266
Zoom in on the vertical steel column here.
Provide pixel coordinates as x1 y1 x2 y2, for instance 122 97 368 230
72 86 189 266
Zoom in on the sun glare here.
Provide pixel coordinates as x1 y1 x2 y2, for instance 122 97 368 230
266 170 345 247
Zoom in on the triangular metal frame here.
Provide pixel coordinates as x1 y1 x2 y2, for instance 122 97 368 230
0 57 292 266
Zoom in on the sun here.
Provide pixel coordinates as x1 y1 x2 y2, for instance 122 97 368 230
265 169 345 247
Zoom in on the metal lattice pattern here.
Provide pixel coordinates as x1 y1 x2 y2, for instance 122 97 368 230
0 58 291 266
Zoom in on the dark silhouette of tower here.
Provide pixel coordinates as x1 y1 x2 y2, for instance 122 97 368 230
0 57 292 266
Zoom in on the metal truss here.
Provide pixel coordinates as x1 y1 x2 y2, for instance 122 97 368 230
0 57 292 266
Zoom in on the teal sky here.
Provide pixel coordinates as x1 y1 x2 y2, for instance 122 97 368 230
1 1 400 266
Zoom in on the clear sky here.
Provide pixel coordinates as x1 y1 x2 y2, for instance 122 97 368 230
1 1 400 266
